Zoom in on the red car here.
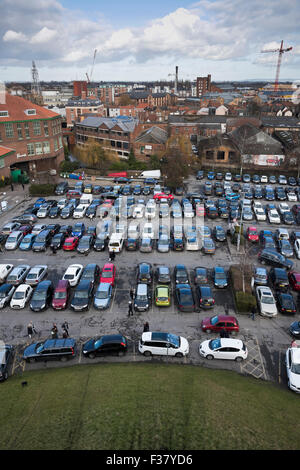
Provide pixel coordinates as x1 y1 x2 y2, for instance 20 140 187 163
63 236 79 251
288 271 300 291
100 263 116 286
19 225 32 236
52 280 70 310
153 193 174 201
246 226 259 243
201 315 239 334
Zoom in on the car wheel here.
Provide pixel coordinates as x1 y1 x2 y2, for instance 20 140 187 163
143 351 152 357
206 329 211 334
206 354 214 360
29 358 36 364
260 260 266 265
88 352 96 359
235 356 244 362
175 352 183 358
60 356 68 362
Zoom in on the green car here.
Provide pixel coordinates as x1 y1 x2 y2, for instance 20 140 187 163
155 285 171 307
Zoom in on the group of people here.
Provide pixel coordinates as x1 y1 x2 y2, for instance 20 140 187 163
27 321 69 339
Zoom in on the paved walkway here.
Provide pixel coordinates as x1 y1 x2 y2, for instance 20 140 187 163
0 184 30 217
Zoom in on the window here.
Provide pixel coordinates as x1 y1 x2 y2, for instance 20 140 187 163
4 122 13 138
0 131 2 142
0 157 4 169
206 150 214 160
24 122 30 138
54 138 58 152
229 151 236 160
35 142 43 155
27 143 35 156
44 122 49 137
33 121 41 136
217 151 225 160
58 136 63 148
25 109 36 116
17 123 23 140
0 111 9 117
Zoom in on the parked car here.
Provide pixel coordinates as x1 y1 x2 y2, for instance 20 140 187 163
0 264 14 283
213 226 226 242
246 226 259 243
51 279 70 310
82 334 127 358
134 283 151 312
32 229 52 252
288 271 300 291
175 284 195 312
137 262 152 284
72 223 85 238
156 266 171 284
139 238 154 253
5 231 24 250
0 284 15 308
62 264 83 287
25 265 47 286
256 286 278 317
30 280 53 312
19 233 36 251
100 263 116 286
213 267 228 288
63 236 79 251
285 346 300 393
0 344 14 381
81 264 100 287
199 338 248 362
138 332 189 358
10 284 33 309
6 265 30 286
253 267 268 285
155 285 171 307
94 282 113 310
201 315 239 334
197 285 215 309
289 320 300 338
77 235 94 254
278 239 293 258
276 292 296 315
23 338 77 363
50 233 65 250
258 249 293 270
70 280 93 311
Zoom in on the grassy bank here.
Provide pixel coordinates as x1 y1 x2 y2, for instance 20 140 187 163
0 363 299 450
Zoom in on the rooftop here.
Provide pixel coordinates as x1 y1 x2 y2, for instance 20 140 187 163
0 93 61 122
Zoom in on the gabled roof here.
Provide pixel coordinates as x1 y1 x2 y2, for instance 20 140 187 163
77 116 139 133
229 124 283 155
0 93 60 122
135 126 168 145
0 145 15 157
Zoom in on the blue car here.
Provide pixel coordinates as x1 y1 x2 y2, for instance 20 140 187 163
207 171 215 180
72 223 86 238
213 267 228 288
19 233 36 251
33 198 46 209
225 192 240 201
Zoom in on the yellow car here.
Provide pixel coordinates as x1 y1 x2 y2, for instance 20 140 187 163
84 184 93 194
155 285 171 307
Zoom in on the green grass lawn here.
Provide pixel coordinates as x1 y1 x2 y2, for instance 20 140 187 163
0 363 300 450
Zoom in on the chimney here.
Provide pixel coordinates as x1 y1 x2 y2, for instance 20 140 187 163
175 66 178 94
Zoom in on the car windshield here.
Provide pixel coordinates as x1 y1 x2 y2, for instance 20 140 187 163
74 291 89 299
291 363 300 374
26 273 37 279
261 295 274 304
64 274 74 280
215 272 225 279
102 271 112 278
14 291 25 299
96 290 108 299
54 291 66 299
210 316 219 325
167 334 180 348
33 291 46 301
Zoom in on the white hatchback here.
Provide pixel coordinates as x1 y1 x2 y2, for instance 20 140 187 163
62 264 83 287
199 338 248 362
10 284 33 309
286 346 300 393
268 209 281 224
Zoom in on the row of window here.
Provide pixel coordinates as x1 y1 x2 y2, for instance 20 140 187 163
77 134 129 149
26 136 62 156
0 119 60 140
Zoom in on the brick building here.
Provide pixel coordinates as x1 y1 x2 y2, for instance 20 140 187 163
0 93 64 179
65 97 105 127
196 75 211 97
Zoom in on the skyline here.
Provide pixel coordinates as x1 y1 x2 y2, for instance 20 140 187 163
1 0 300 83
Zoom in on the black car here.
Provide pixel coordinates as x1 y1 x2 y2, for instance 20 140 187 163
219 207 229 219
196 170 204 180
258 249 293 270
77 235 93 254
289 320 300 338
206 206 218 219
0 284 15 308
32 229 52 252
49 206 61 218
30 280 53 312
269 267 290 291
50 233 65 250
0 344 14 381
194 267 208 284
143 186 151 196
82 334 127 358
282 211 295 225
61 205 74 218
174 264 189 284
125 238 139 251
197 285 215 309
23 338 77 363
172 237 184 251
288 177 297 186
23 205 39 215
86 205 97 219
276 292 297 314
59 225 72 237
175 284 195 312
137 263 152 284
175 187 184 196
46 224 60 236
134 283 151 311
94 234 106 251
133 185 142 195
213 226 226 242
290 231 300 244
70 280 93 311
93 185 103 194
81 264 100 287
55 182 69 195
156 266 171 284
252 175 260 184
254 188 263 199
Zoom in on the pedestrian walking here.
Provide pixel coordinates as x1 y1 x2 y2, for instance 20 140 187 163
51 323 58 339
27 322 33 339
62 328 69 339
51 245 57 254
128 300 133 317
22 183 25 190
61 321 69 334
10 183 14 191
143 321 149 332
109 250 115 262
250 306 256 321
130 287 134 300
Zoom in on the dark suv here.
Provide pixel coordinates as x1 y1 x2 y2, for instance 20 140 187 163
197 285 215 309
30 280 53 312
82 334 127 358
23 338 77 363
258 249 293 270
32 229 52 252
0 344 14 381
55 182 69 195
137 262 152 284
269 268 290 291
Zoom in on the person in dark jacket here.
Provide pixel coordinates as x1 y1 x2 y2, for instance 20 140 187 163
143 322 150 332
128 300 133 317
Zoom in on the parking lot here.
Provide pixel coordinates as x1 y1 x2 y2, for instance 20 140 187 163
1 173 299 389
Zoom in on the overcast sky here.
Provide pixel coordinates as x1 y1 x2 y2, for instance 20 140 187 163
1 0 300 83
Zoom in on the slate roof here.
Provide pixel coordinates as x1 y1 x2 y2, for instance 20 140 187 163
135 126 168 145
77 116 139 133
228 124 284 155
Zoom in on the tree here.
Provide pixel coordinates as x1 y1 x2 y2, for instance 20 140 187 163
128 148 137 168
74 140 117 173
118 94 133 106
160 135 194 188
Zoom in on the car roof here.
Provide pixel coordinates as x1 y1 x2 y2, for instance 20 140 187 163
291 348 300 364
35 280 52 289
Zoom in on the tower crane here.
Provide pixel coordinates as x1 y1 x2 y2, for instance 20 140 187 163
86 49 97 84
261 40 292 92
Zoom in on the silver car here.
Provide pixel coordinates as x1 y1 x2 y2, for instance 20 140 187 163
5 231 24 250
139 238 154 253
94 282 112 310
6 265 31 286
157 235 170 253
25 265 48 286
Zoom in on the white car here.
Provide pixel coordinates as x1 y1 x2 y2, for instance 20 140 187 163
142 223 155 239
199 338 248 362
287 191 297 202
25 265 48 286
132 205 145 219
286 346 300 393
139 332 189 357
268 209 281 224
294 240 300 259
183 205 194 218
254 207 267 221
145 203 156 219
260 175 268 183
73 204 87 218
0 264 14 283
252 201 263 211
31 224 47 235
153 185 162 195
225 173 232 181
278 202 290 215
62 264 83 287
186 232 200 251
256 286 278 317
10 284 33 309
57 198 68 209
36 205 50 218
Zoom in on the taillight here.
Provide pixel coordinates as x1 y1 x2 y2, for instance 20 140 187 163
121 342 126 347
71 348 74 355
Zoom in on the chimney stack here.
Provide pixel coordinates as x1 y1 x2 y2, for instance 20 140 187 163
175 66 178 94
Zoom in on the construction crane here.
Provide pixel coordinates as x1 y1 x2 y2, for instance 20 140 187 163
86 49 97 84
261 40 293 92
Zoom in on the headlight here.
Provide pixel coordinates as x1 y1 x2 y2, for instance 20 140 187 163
292 331 299 335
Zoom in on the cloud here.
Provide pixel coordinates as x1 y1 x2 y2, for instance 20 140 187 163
3 30 27 42
30 27 58 44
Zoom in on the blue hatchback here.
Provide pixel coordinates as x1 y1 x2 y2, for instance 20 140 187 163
19 233 36 251
207 171 215 180
72 223 86 238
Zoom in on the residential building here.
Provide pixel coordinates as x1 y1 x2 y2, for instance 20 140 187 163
65 97 105 127
196 75 211 97
133 126 168 160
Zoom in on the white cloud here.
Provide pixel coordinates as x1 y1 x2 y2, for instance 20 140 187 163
30 27 57 44
3 30 27 42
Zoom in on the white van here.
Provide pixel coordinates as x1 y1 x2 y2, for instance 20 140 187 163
128 223 140 239
79 194 93 207
138 332 189 358
108 233 124 253
145 203 156 219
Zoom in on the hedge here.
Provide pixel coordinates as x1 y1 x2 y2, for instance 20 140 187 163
235 291 257 313
29 184 56 196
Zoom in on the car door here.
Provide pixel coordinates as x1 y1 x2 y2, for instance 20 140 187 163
213 321 226 332
213 346 230 360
